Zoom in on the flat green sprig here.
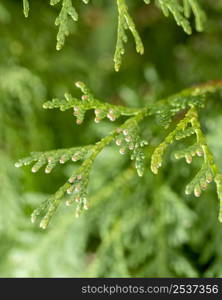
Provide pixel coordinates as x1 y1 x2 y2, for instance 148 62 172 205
16 80 222 228
22 0 207 71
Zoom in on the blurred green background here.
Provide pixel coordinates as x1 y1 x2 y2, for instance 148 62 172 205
1 0 222 277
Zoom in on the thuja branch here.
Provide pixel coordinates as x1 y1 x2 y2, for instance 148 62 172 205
16 80 222 228
15 146 93 173
114 0 144 72
27 108 147 229
21 0 206 71
23 0 29 17
43 81 140 124
33 133 117 229
189 108 222 222
151 92 222 223
183 0 207 32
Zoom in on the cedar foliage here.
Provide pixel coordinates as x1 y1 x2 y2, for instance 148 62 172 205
1 0 222 277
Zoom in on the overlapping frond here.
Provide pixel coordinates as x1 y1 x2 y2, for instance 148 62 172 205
22 0 207 70
151 105 222 222
16 81 222 228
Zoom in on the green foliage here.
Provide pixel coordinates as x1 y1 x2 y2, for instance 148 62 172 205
16 80 222 228
157 0 191 34
114 0 206 70
22 0 206 71
114 0 144 71
50 0 87 51
183 0 207 32
2 0 222 278
114 121 148 177
15 146 92 173
23 0 29 18
43 81 139 124
23 0 89 50
16 82 148 228
151 105 222 222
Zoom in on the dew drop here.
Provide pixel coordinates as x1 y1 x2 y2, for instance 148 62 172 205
116 128 122 134
72 155 78 162
15 161 22 168
206 173 213 183
107 113 116 121
185 187 191 195
174 153 180 159
67 186 74 194
39 219 47 230
196 150 203 157
75 81 84 88
81 95 88 101
125 136 131 143
128 144 134 150
45 167 52 174
77 174 82 180
119 148 126 155
185 155 192 164
69 176 76 183
200 181 207 190
75 197 80 203
123 129 129 136
66 200 72 206
31 167 37 173
59 155 66 164
76 119 83 125
94 109 101 116
47 156 53 163
152 167 158 175
115 139 122 146
75 184 81 192
31 215 36 224
94 117 100 123
194 186 201 197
